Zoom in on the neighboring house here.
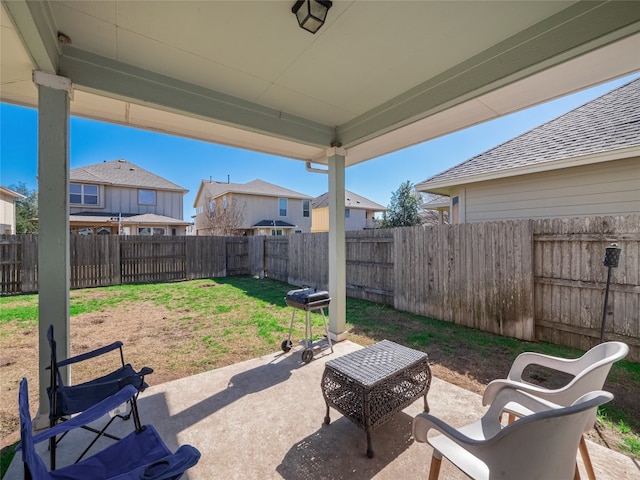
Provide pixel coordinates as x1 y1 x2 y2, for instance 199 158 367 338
0 186 26 234
417 78 640 224
68 159 190 235
311 190 385 232
420 194 450 225
193 179 313 236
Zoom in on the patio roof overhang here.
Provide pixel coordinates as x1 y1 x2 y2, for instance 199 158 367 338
2 1 640 166
2 0 640 420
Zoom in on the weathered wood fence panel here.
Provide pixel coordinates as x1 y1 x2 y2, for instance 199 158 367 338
264 237 289 283
287 233 327 289
346 230 394 305
394 221 535 340
0 236 22 294
247 236 265 278
120 236 187 284
185 236 227 279
224 238 249 276
70 235 119 288
533 215 640 358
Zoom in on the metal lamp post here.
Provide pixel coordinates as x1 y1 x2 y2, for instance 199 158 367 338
600 243 621 343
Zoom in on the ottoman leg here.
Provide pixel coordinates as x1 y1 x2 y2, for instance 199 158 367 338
366 431 374 458
324 403 331 424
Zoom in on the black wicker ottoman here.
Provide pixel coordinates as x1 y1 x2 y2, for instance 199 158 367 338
321 339 431 458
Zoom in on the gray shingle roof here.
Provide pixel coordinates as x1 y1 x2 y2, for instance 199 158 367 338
419 78 640 186
69 211 189 225
312 190 386 210
200 179 312 200
70 159 187 192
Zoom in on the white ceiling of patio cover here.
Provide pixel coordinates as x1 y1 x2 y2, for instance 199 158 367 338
2 1 639 166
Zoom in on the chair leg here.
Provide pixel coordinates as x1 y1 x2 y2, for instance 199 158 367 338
428 454 442 480
579 435 596 480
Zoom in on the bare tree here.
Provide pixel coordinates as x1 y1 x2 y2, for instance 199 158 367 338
203 195 246 236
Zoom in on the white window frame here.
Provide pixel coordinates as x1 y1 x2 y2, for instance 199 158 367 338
70 183 99 206
279 198 288 217
138 227 165 236
345 208 350 218
138 189 157 206
302 200 310 217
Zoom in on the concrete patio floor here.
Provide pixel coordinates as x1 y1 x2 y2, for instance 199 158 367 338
7 340 639 479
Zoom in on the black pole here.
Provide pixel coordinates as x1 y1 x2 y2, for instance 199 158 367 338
600 243 621 343
600 265 613 343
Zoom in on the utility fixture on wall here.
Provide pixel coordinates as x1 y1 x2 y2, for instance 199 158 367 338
292 0 333 34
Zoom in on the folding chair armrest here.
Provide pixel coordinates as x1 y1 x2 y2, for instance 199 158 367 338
507 351 584 381
482 378 557 406
138 445 201 480
413 413 483 446
19 385 138 450
56 341 124 368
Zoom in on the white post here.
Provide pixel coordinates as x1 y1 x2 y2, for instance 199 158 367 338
327 147 348 341
33 71 72 426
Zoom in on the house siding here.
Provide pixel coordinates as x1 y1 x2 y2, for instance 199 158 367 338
463 157 640 222
0 191 18 234
311 206 375 232
70 186 184 220
195 192 312 234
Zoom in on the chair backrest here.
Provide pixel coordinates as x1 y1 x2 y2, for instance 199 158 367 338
548 341 627 407
19 379 53 480
478 391 613 480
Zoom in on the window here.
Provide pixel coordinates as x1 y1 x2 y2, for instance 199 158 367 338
302 200 310 217
223 196 228 209
70 184 98 205
196 206 204 214
209 201 215 213
452 196 459 225
279 198 287 216
138 227 165 236
271 229 283 236
138 189 156 205
345 208 350 218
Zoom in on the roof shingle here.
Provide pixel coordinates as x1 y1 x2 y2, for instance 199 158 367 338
70 159 187 192
419 78 640 186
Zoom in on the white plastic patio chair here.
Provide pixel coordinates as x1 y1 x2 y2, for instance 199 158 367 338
481 341 628 480
412 389 613 480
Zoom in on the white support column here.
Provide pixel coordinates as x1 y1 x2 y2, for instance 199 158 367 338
327 147 348 341
34 71 72 424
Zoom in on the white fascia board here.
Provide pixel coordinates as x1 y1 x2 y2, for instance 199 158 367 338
415 146 640 192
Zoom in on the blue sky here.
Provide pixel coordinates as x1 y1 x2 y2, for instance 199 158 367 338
2 72 638 221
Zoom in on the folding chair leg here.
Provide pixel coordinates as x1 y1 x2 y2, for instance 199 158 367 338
578 435 596 480
74 415 120 463
428 454 442 480
130 395 144 432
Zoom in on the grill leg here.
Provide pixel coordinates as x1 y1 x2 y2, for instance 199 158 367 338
320 308 333 353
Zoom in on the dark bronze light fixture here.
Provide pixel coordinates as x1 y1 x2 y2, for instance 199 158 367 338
292 0 333 34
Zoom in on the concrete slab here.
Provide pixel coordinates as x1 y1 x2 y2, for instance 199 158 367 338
6 340 638 479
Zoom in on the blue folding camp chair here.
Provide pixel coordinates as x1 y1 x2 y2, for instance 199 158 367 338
18 378 200 480
47 325 153 469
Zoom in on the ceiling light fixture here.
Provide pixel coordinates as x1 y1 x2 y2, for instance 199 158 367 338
292 0 333 34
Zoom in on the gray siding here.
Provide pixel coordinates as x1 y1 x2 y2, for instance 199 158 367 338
463 158 640 222
70 185 184 219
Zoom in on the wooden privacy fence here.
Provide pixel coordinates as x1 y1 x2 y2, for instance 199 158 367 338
2 214 638 361
532 216 640 354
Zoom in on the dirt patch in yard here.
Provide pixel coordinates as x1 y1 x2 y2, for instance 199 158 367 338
1 289 638 463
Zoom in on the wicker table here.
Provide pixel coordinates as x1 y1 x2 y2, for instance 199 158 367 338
321 339 431 458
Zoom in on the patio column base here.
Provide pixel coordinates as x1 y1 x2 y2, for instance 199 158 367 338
328 331 349 343
33 412 50 431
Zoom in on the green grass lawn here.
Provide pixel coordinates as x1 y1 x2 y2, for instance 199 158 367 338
1 276 638 476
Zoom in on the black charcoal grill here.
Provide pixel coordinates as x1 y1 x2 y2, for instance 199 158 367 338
282 288 333 363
